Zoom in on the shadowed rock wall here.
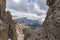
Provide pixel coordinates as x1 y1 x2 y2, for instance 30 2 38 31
0 0 17 40
43 0 60 40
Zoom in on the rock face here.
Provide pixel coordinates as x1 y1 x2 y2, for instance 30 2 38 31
0 20 9 40
43 0 60 40
0 0 17 40
0 0 6 18
23 27 48 40
15 23 24 40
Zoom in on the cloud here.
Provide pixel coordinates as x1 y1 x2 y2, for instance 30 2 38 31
6 8 46 21
13 0 20 3
6 0 48 21
6 0 18 10
37 0 48 10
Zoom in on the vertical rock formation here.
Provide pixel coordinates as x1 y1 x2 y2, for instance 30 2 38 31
0 0 6 19
15 23 24 40
0 0 17 40
43 0 60 40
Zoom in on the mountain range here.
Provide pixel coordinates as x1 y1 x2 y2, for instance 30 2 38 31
14 17 43 27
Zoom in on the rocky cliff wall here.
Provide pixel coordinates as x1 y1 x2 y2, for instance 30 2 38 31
43 0 60 40
0 0 17 40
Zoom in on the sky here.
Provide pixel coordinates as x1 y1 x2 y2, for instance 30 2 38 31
6 0 48 21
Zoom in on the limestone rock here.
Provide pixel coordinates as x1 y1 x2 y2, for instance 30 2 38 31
23 27 46 40
0 20 9 40
0 0 17 40
15 23 24 40
0 0 6 18
43 0 60 40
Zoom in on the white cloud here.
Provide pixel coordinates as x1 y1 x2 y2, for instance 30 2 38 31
6 8 46 21
13 0 20 3
6 0 48 21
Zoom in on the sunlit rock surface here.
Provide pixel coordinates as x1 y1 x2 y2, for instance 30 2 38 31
15 23 24 40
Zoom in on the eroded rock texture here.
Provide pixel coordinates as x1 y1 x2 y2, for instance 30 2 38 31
0 20 9 40
0 0 17 40
15 23 24 40
43 0 60 40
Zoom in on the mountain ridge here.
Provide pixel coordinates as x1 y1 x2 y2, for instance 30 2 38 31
14 17 43 27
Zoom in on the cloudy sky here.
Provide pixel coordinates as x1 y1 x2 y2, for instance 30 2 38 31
6 0 48 21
